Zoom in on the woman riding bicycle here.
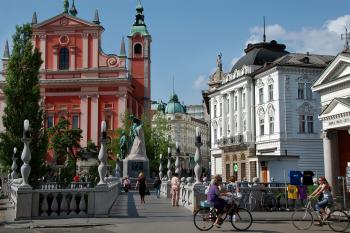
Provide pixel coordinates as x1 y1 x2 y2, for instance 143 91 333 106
309 176 333 219
207 175 229 228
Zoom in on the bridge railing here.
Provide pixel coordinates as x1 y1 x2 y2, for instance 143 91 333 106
9 179 121 220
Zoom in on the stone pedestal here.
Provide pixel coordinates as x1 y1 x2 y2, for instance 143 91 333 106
123 159 149 178
14 185 33 220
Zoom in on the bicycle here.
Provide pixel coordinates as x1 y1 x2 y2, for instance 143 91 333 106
193 194 253 231
292 197 349 232
243 188 277 211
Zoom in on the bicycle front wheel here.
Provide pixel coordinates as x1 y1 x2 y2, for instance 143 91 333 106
231 208 253 231
328 210 349 232
193 208 214 231
291 209 313 230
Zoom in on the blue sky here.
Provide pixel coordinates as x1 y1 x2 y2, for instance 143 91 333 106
1 0 350 105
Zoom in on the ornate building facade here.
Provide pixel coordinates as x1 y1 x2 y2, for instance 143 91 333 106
204 40 333 182
313 48 350 191
0 1 151 164
155 94 210 175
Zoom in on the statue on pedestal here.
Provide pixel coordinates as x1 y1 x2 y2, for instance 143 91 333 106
119 130 127 160
123 115 149 178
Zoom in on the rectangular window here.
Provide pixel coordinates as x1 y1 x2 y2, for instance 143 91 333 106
306 83 312 100
307 115 314 133
47 115 54 128
104 103 113 110
260 118 264 136
243 120 246 132
269 116 274 134
268 84 273 101
220 103 222 116
259 88 264 104
214 105 217 118
220 127 222 137
72 115 79 129
299 115 305 133
242 93 246 109
298 83 304 99
234 96 237 111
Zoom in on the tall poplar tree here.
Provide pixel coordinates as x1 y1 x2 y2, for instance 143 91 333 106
0 24 48 183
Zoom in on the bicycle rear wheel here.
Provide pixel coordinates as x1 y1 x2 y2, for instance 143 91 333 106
328 210 349 232
193 208 214 231
291 209 313 230
231 208 253 231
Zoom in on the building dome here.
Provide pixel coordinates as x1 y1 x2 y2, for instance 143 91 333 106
231 40 289 72
165 93 186 114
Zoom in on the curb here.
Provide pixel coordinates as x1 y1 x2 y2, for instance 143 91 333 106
3 223 113 229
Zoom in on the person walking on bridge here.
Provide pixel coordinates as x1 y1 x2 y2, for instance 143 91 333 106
136 172 146 204
171 173 180 207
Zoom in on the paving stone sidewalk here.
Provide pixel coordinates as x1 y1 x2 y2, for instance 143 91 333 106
0 191 301 229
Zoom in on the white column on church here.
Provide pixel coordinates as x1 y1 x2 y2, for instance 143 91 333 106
69 47 75 71
53 47 58 71
39 34 46 70
323 130 339 195
82 33 89 68
80 96 88 147
92 33 99 68
118 94 127 128
237 88 243 134
91 96 99 145
222 94 227 138
229 91 234 137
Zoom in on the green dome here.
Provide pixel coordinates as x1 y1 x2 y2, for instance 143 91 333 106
165 94 185 114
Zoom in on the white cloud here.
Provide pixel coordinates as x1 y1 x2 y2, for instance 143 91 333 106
193 75 207 89
246 15 350 55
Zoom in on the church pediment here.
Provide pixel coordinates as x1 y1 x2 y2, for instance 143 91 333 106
313 54 350 91
320 98 350 118
34 13 102 30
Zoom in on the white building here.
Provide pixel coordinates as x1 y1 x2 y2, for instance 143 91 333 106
155 94 210 176
204 40 333 182
312 49 350 191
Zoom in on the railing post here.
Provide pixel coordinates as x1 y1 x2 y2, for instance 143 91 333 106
11 147 17 179
167 147 172 181
98 121 108 186
20 120 32 187
194 127 203 184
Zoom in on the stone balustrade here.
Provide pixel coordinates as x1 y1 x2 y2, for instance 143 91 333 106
9 179 121 220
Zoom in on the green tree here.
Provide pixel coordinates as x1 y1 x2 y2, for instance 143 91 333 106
47 117 82 176
0 24 48 183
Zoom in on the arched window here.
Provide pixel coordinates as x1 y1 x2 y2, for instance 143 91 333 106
134 43 142 56
59 47 69 70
